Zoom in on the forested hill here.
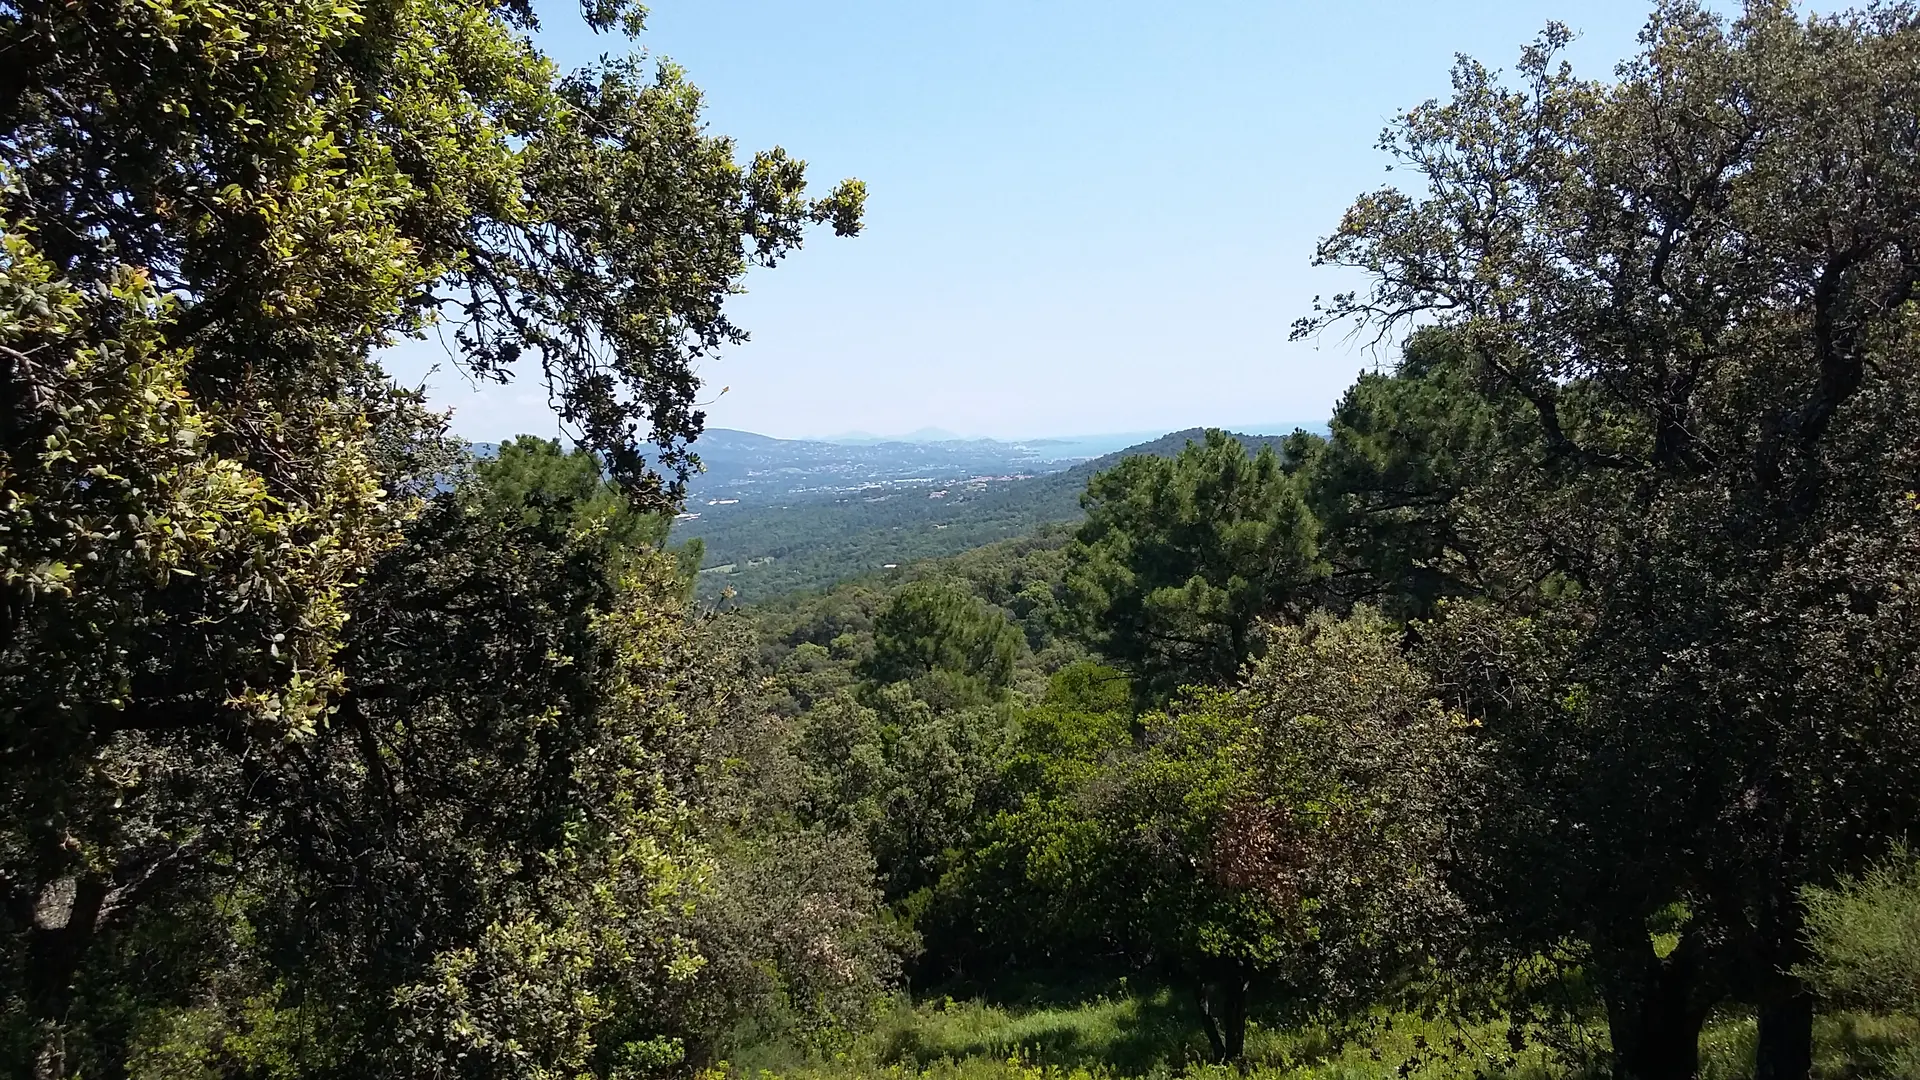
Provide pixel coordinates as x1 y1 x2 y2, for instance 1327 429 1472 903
1090 426 1297 465
678 426 1312 603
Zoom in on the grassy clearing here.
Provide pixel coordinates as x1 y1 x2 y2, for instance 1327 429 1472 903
717 989 1920 1080
726 986 1571 1080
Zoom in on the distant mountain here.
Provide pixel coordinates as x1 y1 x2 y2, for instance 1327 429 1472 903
1077 426 1305 470
679 428 1106 504
471 425 1322 510
469 429 1100 503
693 428 789 451
679 425 1319 603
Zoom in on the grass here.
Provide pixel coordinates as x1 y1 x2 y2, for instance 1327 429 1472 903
715 987 1920 1080
724 983 1582 1080
865 988 1216 1073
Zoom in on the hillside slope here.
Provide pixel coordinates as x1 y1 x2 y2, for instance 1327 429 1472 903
683 426 1312 603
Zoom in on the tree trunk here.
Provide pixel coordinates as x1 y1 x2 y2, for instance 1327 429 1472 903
1220 978 1249 1064
1193 983 1227 1064
1602 930 1713 1080
1192 975 1250 1064
1754 983 1813 1080
26 873 107 1080
1605 990 1710 1080
1751 882 1814 1080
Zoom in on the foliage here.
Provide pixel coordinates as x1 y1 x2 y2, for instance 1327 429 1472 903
752 528 1085 709
688 474 1088 603
913 662 1136 988
1305 329 1532 620
749 533 1100 916
1 0 862 1071
1064 430 1323 703
1062 611 1464 1061
27 448 903 1080
1 0 863 500
18 0 1920 1076
1800 850 1920 1015
472 436 668 547
794 685 1015 905
0 182 420 1080
472 434 705 585
1297 3 1920 1076
863 581 1024 694
666 829 908 1062
900 609 1467 1064
16 484 722 1078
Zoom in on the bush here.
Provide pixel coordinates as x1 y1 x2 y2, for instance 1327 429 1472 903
1801 849 1920 1013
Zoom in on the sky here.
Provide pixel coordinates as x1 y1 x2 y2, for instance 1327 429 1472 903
381 0 1683 442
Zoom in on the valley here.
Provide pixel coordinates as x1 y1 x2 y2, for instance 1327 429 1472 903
675 426 1314 601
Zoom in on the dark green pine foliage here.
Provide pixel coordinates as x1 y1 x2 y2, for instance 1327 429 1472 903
471 435 705 585
1064 430 1324 702
860 581 1023 694
1305 329 1532 621
472 436 670 547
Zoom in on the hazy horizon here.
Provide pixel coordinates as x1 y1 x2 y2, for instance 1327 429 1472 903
474 421 1325 450
767 421 1320 444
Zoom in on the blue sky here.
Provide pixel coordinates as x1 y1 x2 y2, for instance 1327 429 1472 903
383 0 1680 442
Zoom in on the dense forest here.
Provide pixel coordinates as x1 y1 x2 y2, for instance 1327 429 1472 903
6 2 1920 1080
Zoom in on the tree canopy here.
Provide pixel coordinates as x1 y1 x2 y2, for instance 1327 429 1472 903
1298 3 1920 1077
862 580 1024 694
1064 430 1323 702
1 0 862 1073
